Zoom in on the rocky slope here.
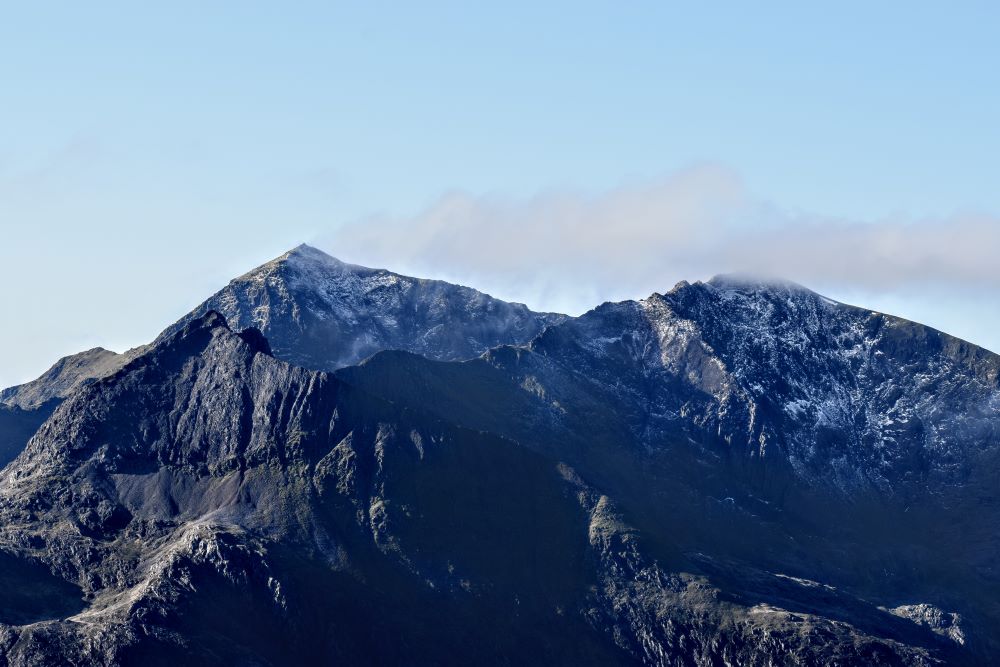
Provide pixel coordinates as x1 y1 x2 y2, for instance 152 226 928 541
158 244 567 371
0 260 997 665
2 314 627 665
344 275 1000 498
340 276 1000 663
0 347 130 411
0 348 137 468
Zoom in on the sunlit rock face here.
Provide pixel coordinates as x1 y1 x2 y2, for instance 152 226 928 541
159 243 568 372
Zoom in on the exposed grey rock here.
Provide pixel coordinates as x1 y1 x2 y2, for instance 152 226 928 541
341 276 1000 664
0 346 146 469
0 313 625 664
158 244 568 371
888 604 966 646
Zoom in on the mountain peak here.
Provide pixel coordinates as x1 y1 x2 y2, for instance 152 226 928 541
282 243 346 266
162 246 567 372
152 309 235 359
289 246 380 282
168 309 270 357
698 273 847 309
706 272 812 293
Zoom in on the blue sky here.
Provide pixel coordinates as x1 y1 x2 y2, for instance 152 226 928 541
1 2 998 386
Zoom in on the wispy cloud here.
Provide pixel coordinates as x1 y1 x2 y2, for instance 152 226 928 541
323 164 1000 315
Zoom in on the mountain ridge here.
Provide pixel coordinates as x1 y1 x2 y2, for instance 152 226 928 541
0 308 972 665
1 347 129 411
0 245 568 472
1 246 998 664
156 243 569 372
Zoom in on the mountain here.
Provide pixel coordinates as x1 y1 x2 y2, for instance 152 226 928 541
338 275 1000 662
345 274 999 496
0 244 563 470
1 271 997 664
0 347 130 410
0 347 139 469
0 313 631 664
158 244 568 371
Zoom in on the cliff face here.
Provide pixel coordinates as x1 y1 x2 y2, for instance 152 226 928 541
0 313 614 664
0 302 992 665
343 275 1000 501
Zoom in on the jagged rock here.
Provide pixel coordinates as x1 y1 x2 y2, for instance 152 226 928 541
888 605 966 646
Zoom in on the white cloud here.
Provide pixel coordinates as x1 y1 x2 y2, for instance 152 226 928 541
322 164 1000 323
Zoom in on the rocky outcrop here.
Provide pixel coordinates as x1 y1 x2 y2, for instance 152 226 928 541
339 277 1000 664
0 347 137 471
888 605 966 647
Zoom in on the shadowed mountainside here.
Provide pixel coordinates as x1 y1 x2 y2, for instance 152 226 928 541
0 290 995 663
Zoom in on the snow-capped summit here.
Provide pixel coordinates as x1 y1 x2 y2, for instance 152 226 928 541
705 271 813 292
159 244 568 371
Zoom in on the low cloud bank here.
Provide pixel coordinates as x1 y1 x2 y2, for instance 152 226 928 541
323 165 1000 315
